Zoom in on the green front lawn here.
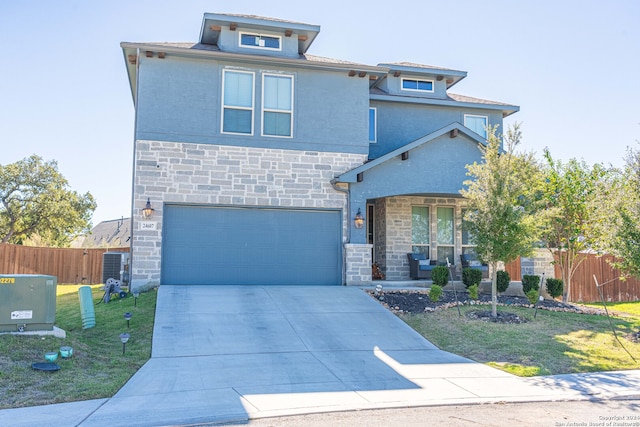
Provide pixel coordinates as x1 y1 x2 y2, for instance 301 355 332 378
0 286 156 409
1 285 638 409
403 303 640 376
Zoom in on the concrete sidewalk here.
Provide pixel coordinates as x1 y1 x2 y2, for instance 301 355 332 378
1 285 639 427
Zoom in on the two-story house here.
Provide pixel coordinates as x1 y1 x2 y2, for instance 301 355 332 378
121 13 518 291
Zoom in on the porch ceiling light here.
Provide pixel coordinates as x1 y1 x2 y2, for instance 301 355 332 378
354 208 365 229
142 198 155 219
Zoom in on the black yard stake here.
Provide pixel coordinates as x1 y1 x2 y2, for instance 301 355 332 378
447 258 461 317
533 273 545 319
593 275 637 363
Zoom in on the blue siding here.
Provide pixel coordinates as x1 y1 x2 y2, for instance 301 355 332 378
368 101 503 159
136 56 218 140
135 56 370 154
349 133 484 244
162 205 342 285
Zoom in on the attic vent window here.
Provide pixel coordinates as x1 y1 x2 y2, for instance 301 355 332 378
240 32 281 51
401 78 434 93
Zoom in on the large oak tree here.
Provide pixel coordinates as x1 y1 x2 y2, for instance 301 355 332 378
0 155 96 247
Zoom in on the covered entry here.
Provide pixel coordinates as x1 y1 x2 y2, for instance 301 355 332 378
161 205 343 285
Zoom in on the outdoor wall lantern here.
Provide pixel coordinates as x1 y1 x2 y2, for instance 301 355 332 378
354 208 365 229
142 198 154 219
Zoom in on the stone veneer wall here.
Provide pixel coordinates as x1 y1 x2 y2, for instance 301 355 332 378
130 140 367 290
345 244 373 284
378 196 468 281
520 248 555 280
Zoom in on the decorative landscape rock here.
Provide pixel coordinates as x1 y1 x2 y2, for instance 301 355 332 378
368 290 606 316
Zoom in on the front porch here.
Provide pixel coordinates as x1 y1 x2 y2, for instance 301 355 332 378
368 195 474 281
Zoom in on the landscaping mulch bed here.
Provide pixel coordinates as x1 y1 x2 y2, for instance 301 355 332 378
627 331 640 343
368 288 606 321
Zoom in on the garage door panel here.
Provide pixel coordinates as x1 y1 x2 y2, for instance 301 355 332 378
162 205 342 285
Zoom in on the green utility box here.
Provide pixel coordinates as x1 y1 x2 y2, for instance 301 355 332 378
0 274 57 332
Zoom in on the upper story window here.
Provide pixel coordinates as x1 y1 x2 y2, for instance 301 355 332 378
464 114 488 139
262 74 293 137
222 70 255 135
239 32 281 51
368 108 377 143
401 78 434 93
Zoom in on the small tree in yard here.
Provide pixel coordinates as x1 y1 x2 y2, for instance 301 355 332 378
603 145 640 279
0 155 96 247
461 124 541 317
540 150 609 303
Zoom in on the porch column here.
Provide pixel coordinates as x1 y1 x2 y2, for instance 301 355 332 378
345 243 373 285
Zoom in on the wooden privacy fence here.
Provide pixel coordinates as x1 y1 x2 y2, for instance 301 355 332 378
503 252 640 303
0 244 129 285
560 253 640 303
504 257 521 282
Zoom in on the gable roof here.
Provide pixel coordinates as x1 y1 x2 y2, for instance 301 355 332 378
334 123 486 183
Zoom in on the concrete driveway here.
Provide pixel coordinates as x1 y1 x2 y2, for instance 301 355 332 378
77 285 594 426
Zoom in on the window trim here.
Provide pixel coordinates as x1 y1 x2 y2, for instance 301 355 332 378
221 69 255 136
401 77 434 93
464 114 488 139
368 107 377 143
239 31 282 51
261 73 294 138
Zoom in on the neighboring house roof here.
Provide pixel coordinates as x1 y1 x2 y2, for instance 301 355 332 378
335 122 486 183
72 218 131 248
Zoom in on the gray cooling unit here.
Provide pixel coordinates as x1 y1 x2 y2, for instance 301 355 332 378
102 252 130 286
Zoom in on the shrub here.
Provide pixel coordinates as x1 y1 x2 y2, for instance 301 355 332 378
546 278 563 298
468 284 479 300
429 284 442 302
526 289 539 305
462 268 483 288
496 270 510 293
431 266 449 287
521 274 540 294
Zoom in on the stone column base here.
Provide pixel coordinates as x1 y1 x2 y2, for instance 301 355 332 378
345 243 373 285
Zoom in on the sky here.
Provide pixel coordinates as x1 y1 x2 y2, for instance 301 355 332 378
1 1 638 225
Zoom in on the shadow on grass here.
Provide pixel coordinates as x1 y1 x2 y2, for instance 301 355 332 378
402 304 640 377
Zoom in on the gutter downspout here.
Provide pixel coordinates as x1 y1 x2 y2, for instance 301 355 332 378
331 178 351 286
330 178 351 243
129 47 140 292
